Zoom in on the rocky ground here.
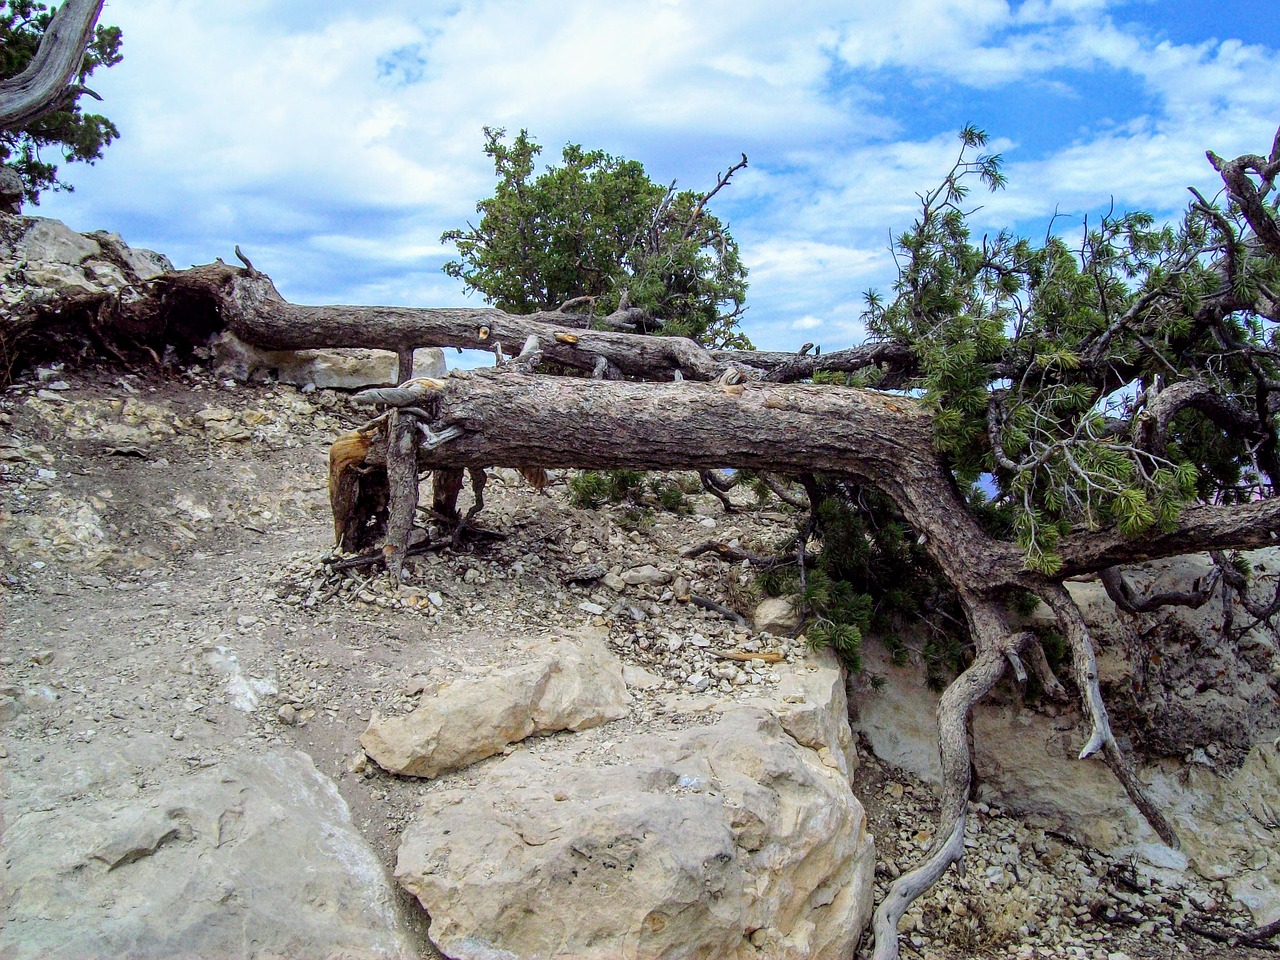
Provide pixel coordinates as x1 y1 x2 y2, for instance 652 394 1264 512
0 362 1266 959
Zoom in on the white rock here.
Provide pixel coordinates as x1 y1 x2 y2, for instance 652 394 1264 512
360 630 631 778
395 708 875 960
211 331 446 389
623 564 671 586
753 596 801 635
1 750 417 960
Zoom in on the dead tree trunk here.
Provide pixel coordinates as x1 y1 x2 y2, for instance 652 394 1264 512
0 0 105 132
44 254 1280 960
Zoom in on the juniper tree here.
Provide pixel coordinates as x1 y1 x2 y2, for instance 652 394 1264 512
442 127 750 349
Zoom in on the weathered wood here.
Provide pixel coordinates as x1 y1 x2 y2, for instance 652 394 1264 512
0 0 104 132
383 410 419 586
107 262 916 385
365 368 1275 587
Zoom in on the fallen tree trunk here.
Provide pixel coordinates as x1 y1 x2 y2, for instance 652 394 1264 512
111 261 921 386
339 369 1279 585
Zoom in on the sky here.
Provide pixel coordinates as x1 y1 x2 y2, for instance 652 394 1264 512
32 0 1280 354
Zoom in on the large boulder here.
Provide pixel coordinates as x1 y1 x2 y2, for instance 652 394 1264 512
395 706 875 960
2 216 174 300
1 748 418 960
360 629 632 778
753 595 801 635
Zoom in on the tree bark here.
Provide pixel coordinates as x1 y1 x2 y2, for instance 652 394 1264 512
0 0 104 132
342 367 1274 586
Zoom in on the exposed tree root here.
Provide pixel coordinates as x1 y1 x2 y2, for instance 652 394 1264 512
870 622 1026 960
1040 583 1180 848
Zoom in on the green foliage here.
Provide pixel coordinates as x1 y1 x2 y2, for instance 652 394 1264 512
443 128 750 348
615 506 654 533
0 1 123 204
864 126 1279 573
566 469 644 508
566 469 689 519
651 477 689 513
767 479 965 674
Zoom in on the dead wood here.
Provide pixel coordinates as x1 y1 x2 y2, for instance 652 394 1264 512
0 0 104 132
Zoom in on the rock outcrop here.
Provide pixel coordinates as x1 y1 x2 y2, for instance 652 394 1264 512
360 629 632 778
2 215 446 389
2 745 418 960
394 647 874 960
851 549 1280 924
2 215 172 311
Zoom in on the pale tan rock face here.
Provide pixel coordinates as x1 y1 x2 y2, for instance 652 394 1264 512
753 595 801 635
851 548 1280 924
2 217 173 299
212 330 446 390
395 707 875 960
747 647 859 775
1 749 417 960
359 629 632 778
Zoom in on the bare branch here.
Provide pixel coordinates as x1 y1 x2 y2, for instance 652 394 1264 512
1099 564 1221 615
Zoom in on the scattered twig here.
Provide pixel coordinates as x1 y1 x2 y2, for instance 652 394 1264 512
1182 916 1280 951
689 593 749 628
709 650 784 664
681 541 810 570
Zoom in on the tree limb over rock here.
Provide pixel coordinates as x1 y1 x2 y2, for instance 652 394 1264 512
106 262 921 386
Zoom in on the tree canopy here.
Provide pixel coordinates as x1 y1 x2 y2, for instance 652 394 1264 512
0 0 121 205
442 127 751 349
859 125 1278 576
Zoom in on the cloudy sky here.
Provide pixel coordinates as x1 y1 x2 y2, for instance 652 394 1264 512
34 0 1280 352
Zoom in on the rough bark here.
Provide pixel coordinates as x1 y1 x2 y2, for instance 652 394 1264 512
0 0 104 131
102 263 914 386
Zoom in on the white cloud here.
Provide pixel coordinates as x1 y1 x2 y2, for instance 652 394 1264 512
32 0 1280 354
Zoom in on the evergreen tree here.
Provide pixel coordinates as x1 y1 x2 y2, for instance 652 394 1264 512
442 128 750 349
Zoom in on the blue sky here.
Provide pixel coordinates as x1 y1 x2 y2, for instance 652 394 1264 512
33 0 1280 353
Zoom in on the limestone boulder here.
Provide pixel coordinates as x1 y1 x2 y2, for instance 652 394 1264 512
1 749 418 960
212 330 446 390
753 595 801 635
360 629 631 778
1147 742 1280 925
395 706 875 960
745 646 858 775
1 217 173 298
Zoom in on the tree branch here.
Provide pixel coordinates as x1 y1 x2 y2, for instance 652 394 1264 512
0 0 104 131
